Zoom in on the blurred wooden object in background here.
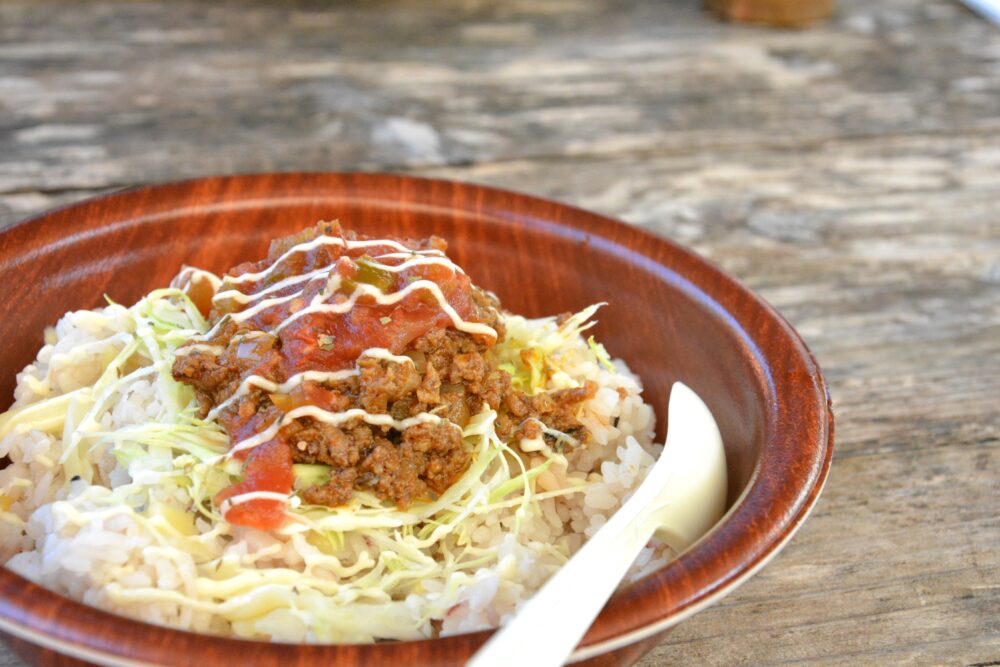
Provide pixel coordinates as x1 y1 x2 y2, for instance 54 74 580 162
707 0 834 27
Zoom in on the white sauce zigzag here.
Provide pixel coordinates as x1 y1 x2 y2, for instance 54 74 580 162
207 348 415 420
228 406 453 457
224 235 445 286
275 279 496 338
212 254 464 306
172 265 224 291
177 234 495 355
172 232 495 475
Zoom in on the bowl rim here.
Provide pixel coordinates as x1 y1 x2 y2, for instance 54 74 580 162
0 172 834 665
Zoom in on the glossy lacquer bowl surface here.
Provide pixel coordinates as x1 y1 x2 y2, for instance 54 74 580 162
0 174 832 667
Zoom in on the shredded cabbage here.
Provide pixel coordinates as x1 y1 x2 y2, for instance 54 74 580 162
1 298 629 642
495 303 606 394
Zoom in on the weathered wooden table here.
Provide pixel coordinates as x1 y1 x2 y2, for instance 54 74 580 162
1 0 998 664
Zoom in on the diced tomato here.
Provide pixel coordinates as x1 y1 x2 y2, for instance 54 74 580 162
184 277 216 319
215 440 293 531
199 228 492 531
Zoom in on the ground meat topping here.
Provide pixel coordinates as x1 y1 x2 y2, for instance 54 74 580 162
171 222 596 530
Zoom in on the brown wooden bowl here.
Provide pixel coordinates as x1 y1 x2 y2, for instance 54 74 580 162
0 173 833 666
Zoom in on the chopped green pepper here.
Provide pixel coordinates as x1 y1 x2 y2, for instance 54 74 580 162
353 257 394 291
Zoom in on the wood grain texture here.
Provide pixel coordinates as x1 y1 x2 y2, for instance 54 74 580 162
3 0 1000 210
433 137 1000 666
0 0 998 665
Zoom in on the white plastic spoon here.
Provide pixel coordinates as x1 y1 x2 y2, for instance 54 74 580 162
467 381 727 667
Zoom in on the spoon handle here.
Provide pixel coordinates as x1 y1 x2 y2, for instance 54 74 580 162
467 429 676 667
467 382 726 667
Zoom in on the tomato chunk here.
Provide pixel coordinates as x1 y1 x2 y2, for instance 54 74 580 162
215 440 293 531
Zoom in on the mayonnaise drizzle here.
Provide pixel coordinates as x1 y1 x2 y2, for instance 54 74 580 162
173 265 223 291
367 255 465 274
231 330 270 342
207 348 414 420
228 290 303 323
187 315 231 348
175 343 225 355
213 269 325 305
184 233 495 345
171 232 498 465
219 491 299 513
228 406 452 457
207 370 356 421
224 235 446 286
357 348 415 365
275 280 497 339
212 255 464 306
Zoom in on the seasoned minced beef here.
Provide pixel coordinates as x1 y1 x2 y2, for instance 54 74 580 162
172 222 595 525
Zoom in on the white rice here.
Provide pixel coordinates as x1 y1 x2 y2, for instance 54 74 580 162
0 293 668 643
